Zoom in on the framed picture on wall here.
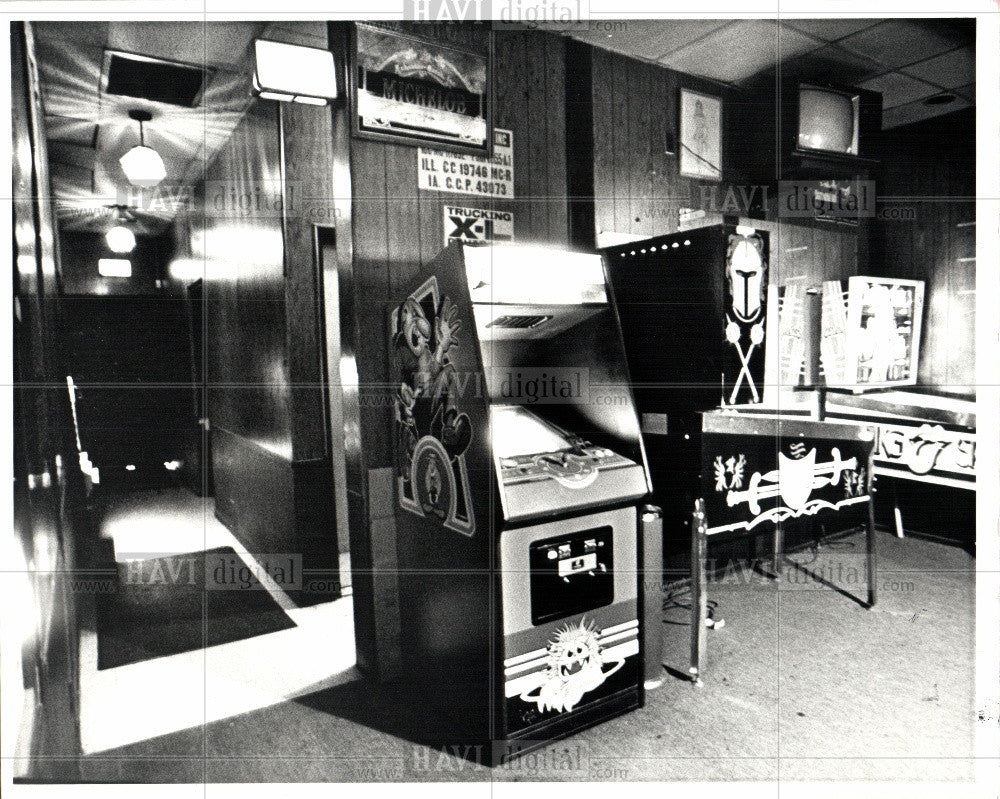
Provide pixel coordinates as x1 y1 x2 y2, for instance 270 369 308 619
350 22 492 154
679 88 722 181
842 276 925 392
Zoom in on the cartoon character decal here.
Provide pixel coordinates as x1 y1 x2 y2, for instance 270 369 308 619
724 233 768 405
392 277 475 536
517 619 626 714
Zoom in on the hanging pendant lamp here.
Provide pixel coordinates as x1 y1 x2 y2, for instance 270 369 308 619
119 110 166 188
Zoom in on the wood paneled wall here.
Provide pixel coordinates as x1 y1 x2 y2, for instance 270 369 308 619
12 21 86 779
349 26 569 473
586 48 860 290
281 101 338 463
192 92 340 593
752 217 858 286
869 108 975 393
590 48 737 241
198 101 291 457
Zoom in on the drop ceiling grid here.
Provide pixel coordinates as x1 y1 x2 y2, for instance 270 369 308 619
567 18 974 128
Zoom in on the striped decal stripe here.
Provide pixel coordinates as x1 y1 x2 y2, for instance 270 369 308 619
504 647 548 669
503 620 639 677
601 619 639 636
598 627 640 647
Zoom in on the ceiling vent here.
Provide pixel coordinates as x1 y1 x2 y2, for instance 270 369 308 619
486 315 552 330
102 50 210 107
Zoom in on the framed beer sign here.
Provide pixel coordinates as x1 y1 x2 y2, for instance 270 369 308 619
350 23 492 154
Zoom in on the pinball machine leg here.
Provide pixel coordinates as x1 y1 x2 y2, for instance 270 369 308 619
689 500 708 686
772 522 784 580
866 499 878 608
890 480 905 538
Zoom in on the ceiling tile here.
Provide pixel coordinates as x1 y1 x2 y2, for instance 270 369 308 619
33 37 102 121
580 19 731 61
48 164 103 224
33 22 109 48
902 47 975 90
882 92 971 129
777 44 883 86
780 19 881 42
107 22 261 70
47 141 96 171
44 116 98 148
775 24 825 61
837 20 959 71
660 20 817 84
952 82 975 102
260 21 332 49
858 70 940 109
49 161 93 192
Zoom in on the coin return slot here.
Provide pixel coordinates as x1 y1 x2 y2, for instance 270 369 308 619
528 527 614 625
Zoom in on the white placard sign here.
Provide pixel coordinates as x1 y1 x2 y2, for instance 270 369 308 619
443 205 514 247
419 128 514 197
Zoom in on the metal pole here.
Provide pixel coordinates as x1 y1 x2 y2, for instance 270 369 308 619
641 504 665 690
689 499 708 686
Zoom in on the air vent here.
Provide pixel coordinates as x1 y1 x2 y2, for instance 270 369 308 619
486 315 552 329
103 50 209 108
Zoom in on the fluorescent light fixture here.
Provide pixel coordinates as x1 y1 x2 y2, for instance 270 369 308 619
259 90 294 102
98 258 132 277
105 225 136 253
252 39 338 105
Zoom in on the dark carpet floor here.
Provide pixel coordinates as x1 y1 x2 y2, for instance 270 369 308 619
95 547 297 670
80 530 975 782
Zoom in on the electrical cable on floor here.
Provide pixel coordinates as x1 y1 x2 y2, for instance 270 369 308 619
661 587 724 628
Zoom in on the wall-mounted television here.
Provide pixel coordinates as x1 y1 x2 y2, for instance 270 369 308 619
724 76 881 215
782 81 881 177
797 84 860 157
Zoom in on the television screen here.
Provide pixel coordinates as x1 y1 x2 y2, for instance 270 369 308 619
797 86 859 156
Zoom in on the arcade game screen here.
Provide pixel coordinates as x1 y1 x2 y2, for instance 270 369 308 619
490 405 575 459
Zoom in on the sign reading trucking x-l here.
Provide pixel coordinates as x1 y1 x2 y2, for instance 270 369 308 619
443 205 514 246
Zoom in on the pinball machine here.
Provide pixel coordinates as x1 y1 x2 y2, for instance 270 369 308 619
601 223 771 555
388 242 659 761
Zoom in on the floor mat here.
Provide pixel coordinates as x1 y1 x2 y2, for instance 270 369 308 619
95 547 297 670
